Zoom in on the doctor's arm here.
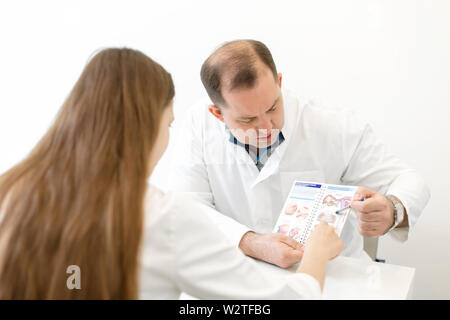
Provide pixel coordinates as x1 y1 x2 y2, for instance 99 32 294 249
166 110 253 246
341 117 430 241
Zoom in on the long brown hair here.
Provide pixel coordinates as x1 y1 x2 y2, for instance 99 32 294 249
0 48 174 299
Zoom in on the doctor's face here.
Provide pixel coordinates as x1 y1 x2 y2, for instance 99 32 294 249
209 67 284 149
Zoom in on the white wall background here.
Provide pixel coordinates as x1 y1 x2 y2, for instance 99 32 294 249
0 0 449 299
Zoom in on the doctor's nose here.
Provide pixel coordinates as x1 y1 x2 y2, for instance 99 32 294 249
257 117 273 136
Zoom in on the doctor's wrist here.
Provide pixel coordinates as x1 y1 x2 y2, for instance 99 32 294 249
238 231 258 256
386 194 408 232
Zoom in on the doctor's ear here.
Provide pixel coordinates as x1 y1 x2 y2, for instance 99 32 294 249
278 73 282 88
208 104 224 122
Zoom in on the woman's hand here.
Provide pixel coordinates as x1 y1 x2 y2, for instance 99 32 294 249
304 222 344 261
296 222 344 290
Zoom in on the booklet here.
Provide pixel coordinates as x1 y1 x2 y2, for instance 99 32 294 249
273 181 358 244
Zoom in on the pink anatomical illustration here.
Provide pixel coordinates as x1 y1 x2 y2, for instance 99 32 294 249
296 205 310 219
284 202 297 215
277 224 290 235
288 227 302 241
322 194 352 210
317 211 337 224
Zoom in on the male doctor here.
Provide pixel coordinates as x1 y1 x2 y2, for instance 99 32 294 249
167 39 430 267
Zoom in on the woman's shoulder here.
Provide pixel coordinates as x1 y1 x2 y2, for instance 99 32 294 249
142 184 215 259
145 184 173 220
145 184 203 224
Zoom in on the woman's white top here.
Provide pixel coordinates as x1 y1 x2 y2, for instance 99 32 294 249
139 185 321 299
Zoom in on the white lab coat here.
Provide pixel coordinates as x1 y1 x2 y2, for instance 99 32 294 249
165 89 430 259
139 185 321 299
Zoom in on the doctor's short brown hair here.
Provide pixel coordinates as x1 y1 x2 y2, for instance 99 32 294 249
200 39 278 107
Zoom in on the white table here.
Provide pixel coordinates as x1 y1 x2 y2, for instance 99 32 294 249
180 256 415 300
264 256 415 299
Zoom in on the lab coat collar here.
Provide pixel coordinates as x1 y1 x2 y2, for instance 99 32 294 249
279 88 299 146
250 89 301 186
221 123 257 168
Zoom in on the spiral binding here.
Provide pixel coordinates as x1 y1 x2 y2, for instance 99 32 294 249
300 186 326 244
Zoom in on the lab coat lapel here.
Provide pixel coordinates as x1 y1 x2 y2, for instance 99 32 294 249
221 123 260 178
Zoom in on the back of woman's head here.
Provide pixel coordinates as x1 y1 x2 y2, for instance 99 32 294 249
0 48 174 299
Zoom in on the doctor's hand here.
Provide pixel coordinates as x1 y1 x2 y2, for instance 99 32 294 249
350 186 396 237
238 231 304 269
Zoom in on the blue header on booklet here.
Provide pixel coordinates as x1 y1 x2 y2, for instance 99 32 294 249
295 182 322 188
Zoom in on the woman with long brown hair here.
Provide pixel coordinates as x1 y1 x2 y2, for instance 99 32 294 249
0 48 343 299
